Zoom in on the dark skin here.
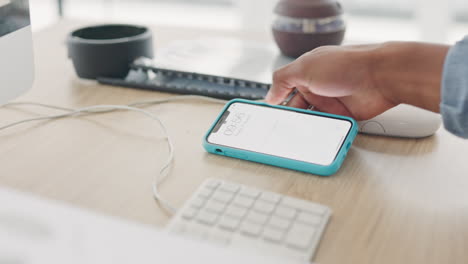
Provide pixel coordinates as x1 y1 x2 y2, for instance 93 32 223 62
266 42 450 121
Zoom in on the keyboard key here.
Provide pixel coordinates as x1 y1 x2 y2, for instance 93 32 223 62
219 183 240 193
297 212 322 226
259 192 282 204
196 210 219 225
263 227 285 243
281 197 328 215
239 187 260 198
198 187 214 199
286 223 316 250
219 216 241 231
267 216 291 230
232 195 255 208
240 221 263 237
212 191 234 203
190 197 205 209
253 200 276 214
275 206 297 220
181 207 198 220
225 206 248 219
245 211 270 225
204 200 226 214
206 179 222 189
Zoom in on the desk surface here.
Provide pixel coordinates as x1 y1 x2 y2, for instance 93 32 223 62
1 20 468 264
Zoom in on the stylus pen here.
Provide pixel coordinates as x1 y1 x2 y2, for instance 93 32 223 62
281 89 299 106
281 89 316 111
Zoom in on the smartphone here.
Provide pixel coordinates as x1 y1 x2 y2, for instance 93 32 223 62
203 99 358 176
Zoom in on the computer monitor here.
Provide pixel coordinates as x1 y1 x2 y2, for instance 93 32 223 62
0 0 34 103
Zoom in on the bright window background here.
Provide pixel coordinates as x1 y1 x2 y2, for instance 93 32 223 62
30 0 468 44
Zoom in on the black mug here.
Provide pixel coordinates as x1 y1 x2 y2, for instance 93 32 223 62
67 24 154 80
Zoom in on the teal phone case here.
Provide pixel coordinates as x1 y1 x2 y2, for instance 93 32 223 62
203 99 358 176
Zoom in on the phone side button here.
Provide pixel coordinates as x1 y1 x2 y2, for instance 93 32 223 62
224 151 249 161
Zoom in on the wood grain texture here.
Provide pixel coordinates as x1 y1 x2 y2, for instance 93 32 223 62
1 20 468 264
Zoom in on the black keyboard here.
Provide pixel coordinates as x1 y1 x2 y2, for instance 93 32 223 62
98 64 271 100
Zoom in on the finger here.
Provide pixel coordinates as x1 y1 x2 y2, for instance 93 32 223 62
286 92 309 109
266 64 305 105
296 86 354 118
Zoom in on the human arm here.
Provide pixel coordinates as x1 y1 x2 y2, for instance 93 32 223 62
265 42 449 121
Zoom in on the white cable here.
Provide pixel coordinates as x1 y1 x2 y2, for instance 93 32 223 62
0 95 227 215
0 95 227 113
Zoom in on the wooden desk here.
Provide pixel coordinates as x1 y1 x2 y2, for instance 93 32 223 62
1 20 468 264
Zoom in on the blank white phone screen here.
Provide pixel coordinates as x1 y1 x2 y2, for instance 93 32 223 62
207 102 352 166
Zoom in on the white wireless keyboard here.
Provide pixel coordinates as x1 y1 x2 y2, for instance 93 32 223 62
167 178 332 262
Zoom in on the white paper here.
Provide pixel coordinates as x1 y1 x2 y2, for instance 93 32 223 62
154 37 295 84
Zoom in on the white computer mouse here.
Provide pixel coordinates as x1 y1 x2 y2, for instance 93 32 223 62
358 104 442 138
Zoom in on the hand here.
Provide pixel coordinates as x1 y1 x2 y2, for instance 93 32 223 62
266 42 449 120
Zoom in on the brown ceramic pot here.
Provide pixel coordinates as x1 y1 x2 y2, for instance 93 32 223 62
272 0 346 58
